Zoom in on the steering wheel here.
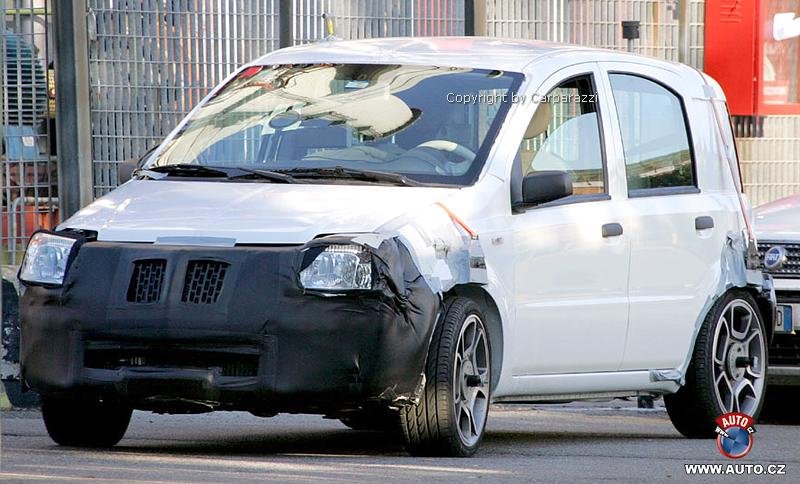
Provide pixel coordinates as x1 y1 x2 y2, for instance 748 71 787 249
415 140 476 163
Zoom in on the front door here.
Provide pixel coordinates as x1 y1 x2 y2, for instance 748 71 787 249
510 65 631 375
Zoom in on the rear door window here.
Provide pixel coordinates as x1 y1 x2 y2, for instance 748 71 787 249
609 74 696 194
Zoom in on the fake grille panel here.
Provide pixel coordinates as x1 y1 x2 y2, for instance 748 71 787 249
127 259 166 303
182 260 228 304
84 348 258 377
757 242 800 278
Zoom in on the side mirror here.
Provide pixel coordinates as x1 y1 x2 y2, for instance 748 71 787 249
117 147 157 184
521 170 573 206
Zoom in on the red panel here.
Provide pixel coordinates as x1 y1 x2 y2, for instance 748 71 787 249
757 0 800 115
704 0 759 115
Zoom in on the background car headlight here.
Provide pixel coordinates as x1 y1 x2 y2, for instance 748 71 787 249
19 232 78 286
300 244 372 290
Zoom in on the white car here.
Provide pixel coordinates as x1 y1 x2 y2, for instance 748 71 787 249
18 37 775 456
754 194 800 415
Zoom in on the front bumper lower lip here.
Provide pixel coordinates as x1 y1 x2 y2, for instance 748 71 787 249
20 237 439 413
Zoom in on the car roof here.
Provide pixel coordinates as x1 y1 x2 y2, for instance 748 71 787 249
253 36 693 76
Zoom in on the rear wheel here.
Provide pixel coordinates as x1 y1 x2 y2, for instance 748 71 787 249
665 290 767 438
42 396 132 447
400 297 491 457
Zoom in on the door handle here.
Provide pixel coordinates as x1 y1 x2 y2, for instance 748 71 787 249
602 223 623 238
695 216 715 230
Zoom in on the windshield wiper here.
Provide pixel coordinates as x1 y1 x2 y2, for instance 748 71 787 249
276 166 422 187
140 164 230 178
225 168 298 184
136 164 297 183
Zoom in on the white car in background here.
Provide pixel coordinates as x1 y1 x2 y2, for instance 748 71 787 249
754 194 800 420
18 37 776 456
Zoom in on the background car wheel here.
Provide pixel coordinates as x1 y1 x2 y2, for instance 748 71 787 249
42 396 132 447
665 290 767 438
400 297 491 457
339 408 401 433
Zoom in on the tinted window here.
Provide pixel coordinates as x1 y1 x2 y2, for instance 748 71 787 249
609 74 695 192
518 75 606 196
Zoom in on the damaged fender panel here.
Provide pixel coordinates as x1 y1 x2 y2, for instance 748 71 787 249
20 234 439 412
650 232 776 384
373 201 489 294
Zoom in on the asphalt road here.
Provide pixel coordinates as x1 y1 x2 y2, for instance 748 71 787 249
1 402 797 483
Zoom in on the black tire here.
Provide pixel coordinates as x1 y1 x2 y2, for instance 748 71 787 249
42 396 132 447
339 408 400 433
665 290 767 438
400 297 491 457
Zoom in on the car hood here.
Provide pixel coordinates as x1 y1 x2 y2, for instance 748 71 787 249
754 194 800 241
61 180 456 244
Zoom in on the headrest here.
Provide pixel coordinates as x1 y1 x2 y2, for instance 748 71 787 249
524 102 551 139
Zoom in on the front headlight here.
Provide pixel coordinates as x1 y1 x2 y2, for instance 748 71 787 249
299 244 372 291
19 232 78 286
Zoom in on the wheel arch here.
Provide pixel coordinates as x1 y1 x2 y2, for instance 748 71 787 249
741 285 775 344
444 284 504 391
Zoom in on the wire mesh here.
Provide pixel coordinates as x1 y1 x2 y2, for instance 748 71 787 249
293 0 464 44
485 0 705 69
739 116 800 207
1 0 57 266
87 0 279 196
7 0 797 220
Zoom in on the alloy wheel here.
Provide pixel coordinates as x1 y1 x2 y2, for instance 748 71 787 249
711 300 766 416
452 314 490 447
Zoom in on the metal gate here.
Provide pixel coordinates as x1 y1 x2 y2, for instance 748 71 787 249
87 0 465 196
1 0 57 267
2 0 57 385
486 0 706 69
293 0 464 42
739 116 800 207
87 0 280 196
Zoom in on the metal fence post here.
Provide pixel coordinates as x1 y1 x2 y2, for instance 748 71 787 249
678 0 689 64
52 0 93 217
466 1 486 37
279 0 293 48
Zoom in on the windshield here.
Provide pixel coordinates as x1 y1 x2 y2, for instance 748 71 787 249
147 64 522 186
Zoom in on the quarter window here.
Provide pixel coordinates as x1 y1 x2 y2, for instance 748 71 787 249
609 74 696 193
518 75 606 196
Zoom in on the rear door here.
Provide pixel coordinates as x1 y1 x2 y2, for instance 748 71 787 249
598 64 731 371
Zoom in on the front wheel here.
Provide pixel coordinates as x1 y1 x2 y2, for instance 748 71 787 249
665 290 767 438
42 396 132 447
400 297 491 457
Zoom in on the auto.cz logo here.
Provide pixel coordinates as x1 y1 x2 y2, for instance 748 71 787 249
715 412 756 459
684 463 787 476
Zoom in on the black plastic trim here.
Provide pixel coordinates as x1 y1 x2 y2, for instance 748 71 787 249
628 186 701 198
